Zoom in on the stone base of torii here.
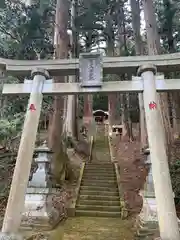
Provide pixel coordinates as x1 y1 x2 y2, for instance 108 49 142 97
135 148 180 239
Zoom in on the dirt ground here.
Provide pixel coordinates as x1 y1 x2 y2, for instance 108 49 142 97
111 125 149 217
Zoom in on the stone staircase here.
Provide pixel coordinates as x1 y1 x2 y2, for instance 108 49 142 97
75 124 121 218
92 123 111 163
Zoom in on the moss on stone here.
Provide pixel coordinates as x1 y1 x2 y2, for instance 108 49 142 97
63 217 134 240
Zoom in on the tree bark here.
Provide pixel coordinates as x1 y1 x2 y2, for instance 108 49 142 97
116 1 133 140
48 0 70 184
130 0 147 148
169 92 180 138
106 6 116 127
143 0 173 150
0 69 5 118
65 0 78 139
83 94 93 128
161 0 178 137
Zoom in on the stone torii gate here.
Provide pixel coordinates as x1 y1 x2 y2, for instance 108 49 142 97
1 52 180 240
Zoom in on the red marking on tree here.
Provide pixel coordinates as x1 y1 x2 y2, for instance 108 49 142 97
29 104 36 111
149 101 157 110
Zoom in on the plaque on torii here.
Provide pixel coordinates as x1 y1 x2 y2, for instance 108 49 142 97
79 52 103 88
79 52 102 131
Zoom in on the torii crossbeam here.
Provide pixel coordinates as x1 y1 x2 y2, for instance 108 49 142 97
3 77 180 95
1 52 180 76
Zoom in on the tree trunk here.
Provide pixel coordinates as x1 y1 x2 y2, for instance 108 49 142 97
65 0 78 139
83 94 93 128
0 69 6 118
66 77 75 137
169 92 180 138
130 0 147 149
48 0 70 185
126 93 133 142
143 0 173 150
83 37 93 129
163 0 175 53
108 92 116 125
71 0 79 140
161 0 178 137
106 7 116 127
116 1 133 140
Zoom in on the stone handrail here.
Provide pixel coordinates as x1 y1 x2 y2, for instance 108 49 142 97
114 163 128 219
1 53 180 76
107 131 128 218
67 162 85 216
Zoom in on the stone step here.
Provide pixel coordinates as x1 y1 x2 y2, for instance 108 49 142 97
91 158 111 161
84 164 114 171
20 223 51 231
92 161 113 163
82 174 117 181
93 141 109 144
78 199 120 206
79 190 119 196
82 178 117 184
83 170 115 176
139 221 158 230
80 186 118 192
94 143 109 147
75 209 121 218
83 170 115 174
85 163 113 167
90 159 111 161
82 175 116 181
136 230 154 237
92 147 109 149
85 163 112 165
94 139 108 143
85 164 114 167
76 204 121 212
83 172 116 177
81 180 117 187
86 162 112 164
79 194 120 201
84 169 115 173
81 182 117 188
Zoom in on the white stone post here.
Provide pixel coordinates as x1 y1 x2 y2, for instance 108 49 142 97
138 64 180 240
1 69 49 234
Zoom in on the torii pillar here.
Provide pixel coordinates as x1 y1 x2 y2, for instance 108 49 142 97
138 64 180 240
0 69 49 238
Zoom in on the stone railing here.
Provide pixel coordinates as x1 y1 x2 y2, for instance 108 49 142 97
108 131 128 219
114 163 128 219
68 162 85 217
